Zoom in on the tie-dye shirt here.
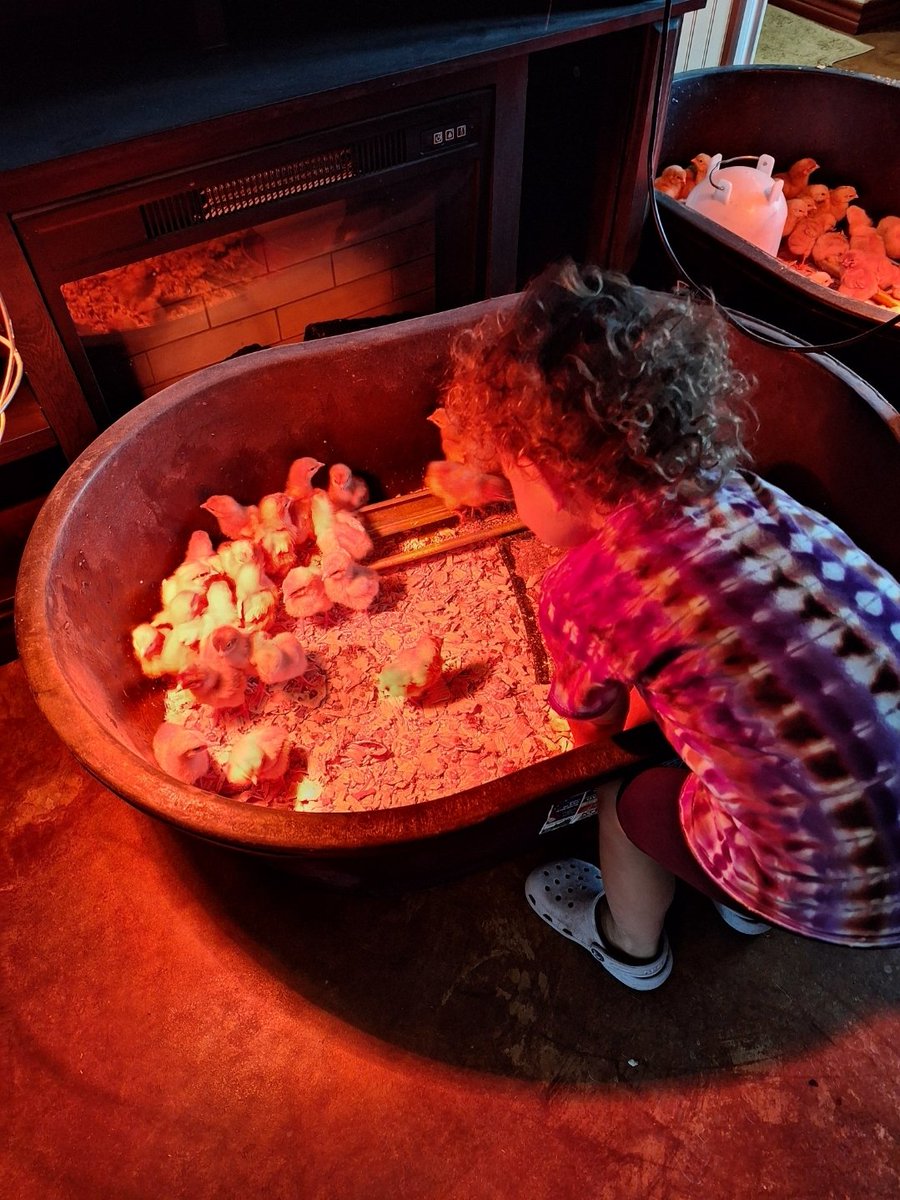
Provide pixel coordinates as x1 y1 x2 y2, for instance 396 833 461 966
539 471 900 947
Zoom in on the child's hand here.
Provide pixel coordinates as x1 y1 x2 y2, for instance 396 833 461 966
568 690 630 745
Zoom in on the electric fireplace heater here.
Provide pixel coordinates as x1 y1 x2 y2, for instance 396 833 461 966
17 88 499 425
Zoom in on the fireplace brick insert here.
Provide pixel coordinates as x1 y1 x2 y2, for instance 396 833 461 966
0 0 702 657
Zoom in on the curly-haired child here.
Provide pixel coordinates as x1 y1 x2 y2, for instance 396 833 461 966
440 259 900 991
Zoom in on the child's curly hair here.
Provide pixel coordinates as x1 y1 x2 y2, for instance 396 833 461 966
442 260 754 509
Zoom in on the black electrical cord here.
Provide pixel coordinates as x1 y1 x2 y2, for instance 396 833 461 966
645 0 900 354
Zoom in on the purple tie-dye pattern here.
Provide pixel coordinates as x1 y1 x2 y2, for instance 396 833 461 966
539 471 900 946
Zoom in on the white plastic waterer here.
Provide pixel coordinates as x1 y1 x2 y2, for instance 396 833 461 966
684 153 788 256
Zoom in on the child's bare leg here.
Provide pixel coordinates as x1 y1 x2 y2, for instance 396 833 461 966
595 781 676 959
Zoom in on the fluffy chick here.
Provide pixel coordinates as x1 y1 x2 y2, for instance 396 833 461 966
285 456 324 501
774 157 819 200
781 196 816 240
201 494 259 539
152 722 211 786
201 624 252 670
653 165 687 199
427 408 468 464
327 463 370 510
378 635 444 701
424 460 512 511
310 491 373 560
178 660 247 712
250 630 308 685
282 564 334 619
320 549 380 611
876 215 900 260
235 562 279 632
225 725 291 786
681 152 711 198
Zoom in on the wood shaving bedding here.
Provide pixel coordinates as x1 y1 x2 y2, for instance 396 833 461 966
164 534 571 812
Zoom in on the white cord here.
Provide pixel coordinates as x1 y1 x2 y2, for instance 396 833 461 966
0 291 25 444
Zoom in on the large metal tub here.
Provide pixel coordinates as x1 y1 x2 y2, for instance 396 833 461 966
15 298 900 885
644 66 900 406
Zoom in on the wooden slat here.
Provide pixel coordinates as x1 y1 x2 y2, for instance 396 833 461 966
0 379 58 466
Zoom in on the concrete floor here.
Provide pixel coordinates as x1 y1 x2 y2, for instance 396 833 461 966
2 659 899 1199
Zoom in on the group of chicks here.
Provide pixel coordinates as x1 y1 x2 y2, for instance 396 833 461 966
134 456 385 793
655 153 900 307
136 405 518 798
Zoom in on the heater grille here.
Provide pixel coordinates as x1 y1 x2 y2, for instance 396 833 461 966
140 130 408 238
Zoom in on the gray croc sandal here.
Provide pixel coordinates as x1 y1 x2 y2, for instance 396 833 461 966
713 901 771 935
525 858 673 992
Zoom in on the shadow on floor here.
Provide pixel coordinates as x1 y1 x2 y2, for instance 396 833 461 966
153 819 900 1086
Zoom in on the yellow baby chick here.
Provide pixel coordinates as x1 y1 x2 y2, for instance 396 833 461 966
378 635 444 701
827 185 858 224
653 164 687 199
201 578 239 636
132 623 168 677
427 407 468 464
235 562 279 631
250 630 309 685
201 494 259 539
178 660 247 712
335 510 373 560
681 152 711 198
225 725 291 786
185 529 214 561
877 215 900 260
282 564 334 619
255 492 306 578
781 196 816 240
201 624 252 670
774 157 819 200
152 722 211 786
285 456 325 502
424 460 512 511
321 549 380 611
158 588 206 628
327 463 370 510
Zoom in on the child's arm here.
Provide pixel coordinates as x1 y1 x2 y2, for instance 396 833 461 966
566 684 630 744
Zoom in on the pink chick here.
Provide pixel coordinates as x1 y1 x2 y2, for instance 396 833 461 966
774 157 819 200
653 164 687 199
326 463 370 510
201 494 259 539
681 152 711 198
152 722 211 786
178 660 247 712
876 215 900 260
781 196 816 240
321 549 380 611
282 564 334 619
378 635 444 701
250 630 309 685
201 624 252 670
235 562 279 632
424 460 513 511
827 185 859 224
225 725 291 786
427 407 468 463
185 529 214 561
285 456 325 501
332 509 373 561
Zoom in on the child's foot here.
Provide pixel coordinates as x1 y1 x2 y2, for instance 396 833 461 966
525 858 673 991
713 901 771 935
